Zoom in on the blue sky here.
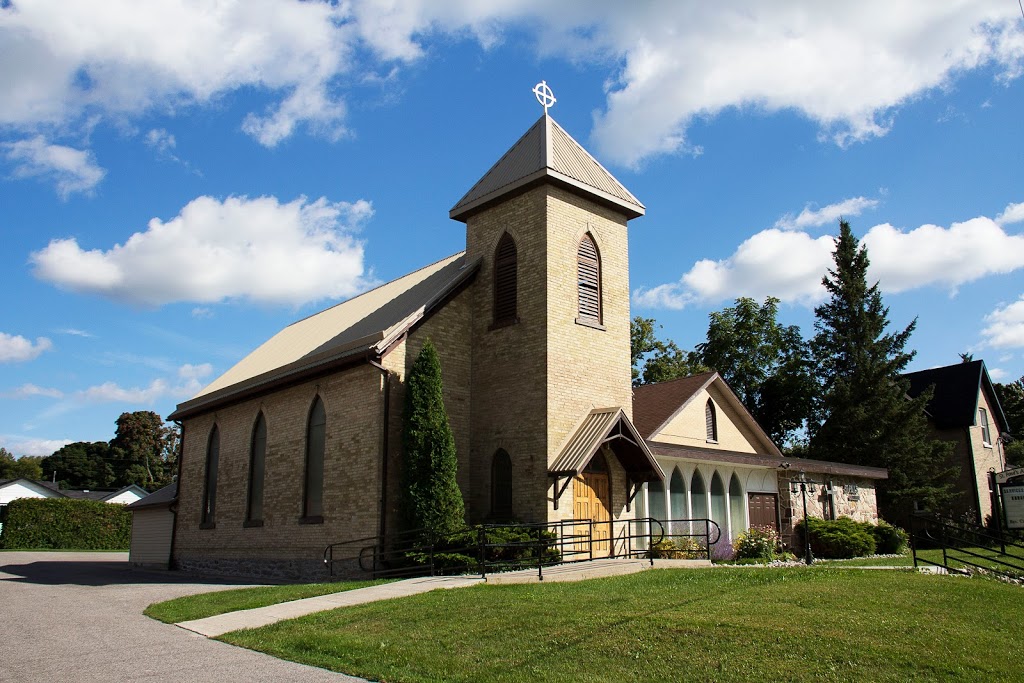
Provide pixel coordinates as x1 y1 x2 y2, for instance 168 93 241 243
2 1 1024 457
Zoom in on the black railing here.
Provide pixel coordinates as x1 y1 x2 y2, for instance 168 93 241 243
323 517 722 581
909 513 1024 580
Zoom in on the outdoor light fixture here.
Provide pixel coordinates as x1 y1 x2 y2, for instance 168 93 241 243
791 470 818 566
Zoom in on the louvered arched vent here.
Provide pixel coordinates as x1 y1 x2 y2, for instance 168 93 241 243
705 400 718 442
577 234 601 323
493 233 518 325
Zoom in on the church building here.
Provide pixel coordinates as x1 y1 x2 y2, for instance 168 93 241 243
168 91 884 579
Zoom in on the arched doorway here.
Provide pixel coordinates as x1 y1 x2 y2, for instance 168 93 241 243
574 451 611 555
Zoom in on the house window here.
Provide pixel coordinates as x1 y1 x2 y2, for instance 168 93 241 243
979 407 992 446
493 233 517 326
201 425 219 528
705 400 718 442
246 412 267 526
491 449 513 520
577 234 602 324
303 396 326 522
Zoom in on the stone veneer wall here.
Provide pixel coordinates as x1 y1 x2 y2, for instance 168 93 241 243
777 473 880 549
174 364 385 581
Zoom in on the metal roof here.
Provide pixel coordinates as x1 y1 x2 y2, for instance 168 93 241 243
169 253 480 420
903 359 1009 432
549 408 664 482
450 114 645 222
126 482 178 510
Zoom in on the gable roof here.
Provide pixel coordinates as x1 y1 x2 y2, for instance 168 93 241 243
903 360 1008 432
632 371 782 456
126 482 177 510
549 407 663 482
0 478 65 498
169 252 480 420
63 484 149 502
449 113 645 222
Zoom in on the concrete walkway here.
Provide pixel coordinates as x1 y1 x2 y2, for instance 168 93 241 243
177 557 711 638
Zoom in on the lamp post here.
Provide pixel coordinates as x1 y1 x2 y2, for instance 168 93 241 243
792 470 815 565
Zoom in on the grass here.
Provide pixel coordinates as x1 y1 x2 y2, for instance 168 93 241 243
220 567 1024 682
144 579 391 624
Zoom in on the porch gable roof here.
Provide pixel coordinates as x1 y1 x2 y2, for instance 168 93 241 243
549 407 664 482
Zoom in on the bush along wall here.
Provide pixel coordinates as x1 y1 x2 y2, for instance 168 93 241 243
0 498 131 550
795 517 908 559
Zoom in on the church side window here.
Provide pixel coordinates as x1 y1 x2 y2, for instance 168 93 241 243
979 407 991 446
491 449 513 520
201 425 219 527
493 233 518 326
303 397 326 521
705 400 718 442
577 234 602 324
246 412 267 525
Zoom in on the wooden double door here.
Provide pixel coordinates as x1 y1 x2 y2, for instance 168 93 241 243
573 454 612 556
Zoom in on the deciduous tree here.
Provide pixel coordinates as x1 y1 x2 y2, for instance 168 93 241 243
630 317 706 386
0 448 43 480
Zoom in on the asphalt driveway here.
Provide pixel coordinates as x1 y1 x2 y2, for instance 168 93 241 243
0 551 366 683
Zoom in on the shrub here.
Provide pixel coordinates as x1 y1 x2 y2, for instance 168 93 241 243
0 497 131 550
871 520 908 554
648 537 706 559
403 525 561 574
797 517 876 559
733 525 781 561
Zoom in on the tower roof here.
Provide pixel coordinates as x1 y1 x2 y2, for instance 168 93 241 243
449 113 645 222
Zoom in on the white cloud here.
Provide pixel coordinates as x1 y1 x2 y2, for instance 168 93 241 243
57 328 94 338
982 296 1024 349
0 333 53 363
31 194 373 307
775 196 879 231
191 307 214 319
996 201 1024 226
72 362 214 405
634 211 1024 309
0 437 73 458
2 136 105 198
989 367 1008 382
145 128 176 154
3 384 64 399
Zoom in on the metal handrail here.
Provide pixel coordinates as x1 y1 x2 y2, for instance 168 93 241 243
910 513 1024 580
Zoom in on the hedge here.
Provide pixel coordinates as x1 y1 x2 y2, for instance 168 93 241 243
0 497 131 550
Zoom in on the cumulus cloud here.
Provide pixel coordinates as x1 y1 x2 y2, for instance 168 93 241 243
3 384 64 399
634 212 1024 309
2 3 1022 166
2 136 105 198
996 201 1024 226
31 194 373 307
70 362 215 405
0 437 73 458
0 333 53 363
775 196 880 231
982 296 1024 349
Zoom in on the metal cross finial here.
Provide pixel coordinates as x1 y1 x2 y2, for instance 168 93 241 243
533 80 556 113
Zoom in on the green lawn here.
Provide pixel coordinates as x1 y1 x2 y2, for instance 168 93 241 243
219 567 1024 682
144 579 391 624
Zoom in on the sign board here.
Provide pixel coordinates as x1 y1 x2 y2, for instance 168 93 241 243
1002 485 1024 530
996 467 1024 485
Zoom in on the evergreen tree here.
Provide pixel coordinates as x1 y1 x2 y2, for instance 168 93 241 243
401 339 465 539
809 220 956 519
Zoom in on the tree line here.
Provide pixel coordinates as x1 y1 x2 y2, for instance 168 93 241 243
0 411 180 492
633 220 1024 520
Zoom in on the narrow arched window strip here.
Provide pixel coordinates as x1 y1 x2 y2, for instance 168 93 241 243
246 412 267 524
201 425 219 526
491 449 513 520
577 234 601 323
304 397 326 520
705 400 718 442
493 233 518 325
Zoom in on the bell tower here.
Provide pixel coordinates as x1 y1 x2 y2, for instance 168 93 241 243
450 83 652 524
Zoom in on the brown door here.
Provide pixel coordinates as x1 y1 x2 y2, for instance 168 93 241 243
574 455 611 556
747 493 779 531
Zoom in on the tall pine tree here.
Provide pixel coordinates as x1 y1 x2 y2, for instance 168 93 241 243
809 220 956 520
401 339 465 539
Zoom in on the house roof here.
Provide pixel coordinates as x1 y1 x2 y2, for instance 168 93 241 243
903 360 1008 432
62 484 149 502
647 442 888 480
126 482 177 510
550 407 664 482
169 252 480 420
449 113 645 222
0 478 65 497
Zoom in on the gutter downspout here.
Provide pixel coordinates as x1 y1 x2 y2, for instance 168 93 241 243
168 419 183 570
369 360 392 551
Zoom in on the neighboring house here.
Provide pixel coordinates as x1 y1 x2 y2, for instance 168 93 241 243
166 105 884 580
904 359 1010 524
61 484 149 506
0 478 63 534
126 482 177 569
633 372 887 549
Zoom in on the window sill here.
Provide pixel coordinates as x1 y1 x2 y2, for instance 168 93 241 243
575 317 606 331
983 442 993 449
199 522 216 530
706 439 718 445
489 317 519 331
243 519 264 528
299 515 324 525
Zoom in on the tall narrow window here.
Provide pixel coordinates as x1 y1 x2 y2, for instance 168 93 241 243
491 449 513 520
246 412 267 525
577 234 601 324
303 396 326 521
493 233 517 325
705 400 718 442
201 425 219 528
979 407 991 445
